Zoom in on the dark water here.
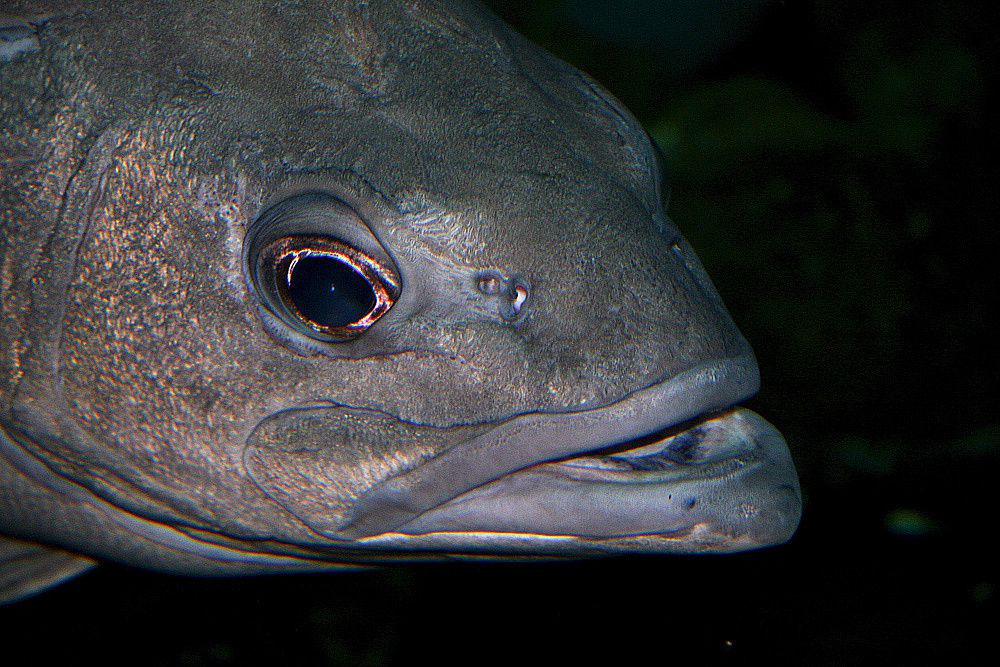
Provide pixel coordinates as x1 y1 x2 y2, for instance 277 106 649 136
3 1 996 663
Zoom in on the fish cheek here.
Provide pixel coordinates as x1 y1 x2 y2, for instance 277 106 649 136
53 159 285 528
244 405 487 537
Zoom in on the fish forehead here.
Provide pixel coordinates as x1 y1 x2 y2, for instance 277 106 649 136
58 0 659 219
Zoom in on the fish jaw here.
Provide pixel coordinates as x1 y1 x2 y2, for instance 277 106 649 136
327 353 801 553
379 408 801 554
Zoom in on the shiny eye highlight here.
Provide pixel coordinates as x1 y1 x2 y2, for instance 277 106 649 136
256 235 399 342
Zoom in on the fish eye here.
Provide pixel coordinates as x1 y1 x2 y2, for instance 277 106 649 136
257 236 398 341
245 193 401 344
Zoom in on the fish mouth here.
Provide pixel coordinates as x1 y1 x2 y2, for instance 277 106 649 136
338 354 801 552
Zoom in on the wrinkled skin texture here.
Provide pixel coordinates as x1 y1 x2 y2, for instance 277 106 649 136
0 0 799 592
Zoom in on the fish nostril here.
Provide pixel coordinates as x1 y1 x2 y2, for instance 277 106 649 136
475 271 531 322
500 276 530 322
477 272 505 296
510 284 528 314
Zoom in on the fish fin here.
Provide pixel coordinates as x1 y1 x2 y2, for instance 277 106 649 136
0 535 95 604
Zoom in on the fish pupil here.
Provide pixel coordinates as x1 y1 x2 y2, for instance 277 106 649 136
286 255 376 328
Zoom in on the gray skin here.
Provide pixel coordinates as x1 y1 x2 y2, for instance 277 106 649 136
0 0 800 595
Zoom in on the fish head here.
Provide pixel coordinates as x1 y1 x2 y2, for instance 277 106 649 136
2 0 800 567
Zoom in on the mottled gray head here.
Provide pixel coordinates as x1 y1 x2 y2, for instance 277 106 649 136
0 0 799 580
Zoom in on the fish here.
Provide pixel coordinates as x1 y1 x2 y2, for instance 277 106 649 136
0 0 800 603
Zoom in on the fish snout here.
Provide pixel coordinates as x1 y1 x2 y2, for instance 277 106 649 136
515 231 754 414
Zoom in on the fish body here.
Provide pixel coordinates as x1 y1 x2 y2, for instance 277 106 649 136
0 0 800 602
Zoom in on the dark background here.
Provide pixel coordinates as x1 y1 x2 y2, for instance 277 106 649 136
3 1 996 663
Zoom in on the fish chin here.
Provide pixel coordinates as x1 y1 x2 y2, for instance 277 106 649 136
336 353 801 553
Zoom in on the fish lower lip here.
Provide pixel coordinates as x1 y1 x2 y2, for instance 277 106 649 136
339 355 761 538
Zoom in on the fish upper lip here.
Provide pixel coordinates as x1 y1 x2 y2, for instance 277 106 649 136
338 354 761 539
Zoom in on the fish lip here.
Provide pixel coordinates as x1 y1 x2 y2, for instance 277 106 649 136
376 408 801 552
338 353 761 539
